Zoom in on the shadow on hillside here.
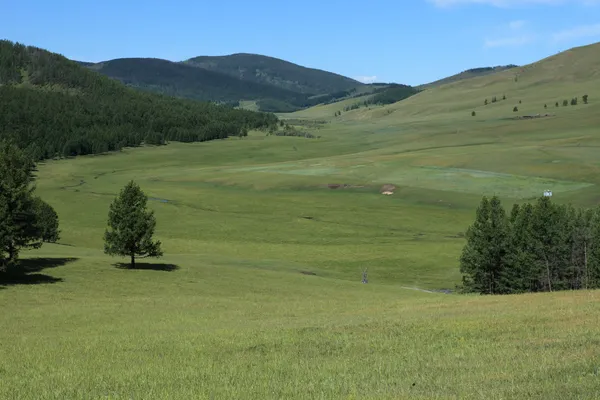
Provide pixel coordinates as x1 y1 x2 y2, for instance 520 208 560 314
114 262 179 272
0 257 78 288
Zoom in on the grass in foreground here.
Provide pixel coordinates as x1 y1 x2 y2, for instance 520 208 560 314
1 249 599 399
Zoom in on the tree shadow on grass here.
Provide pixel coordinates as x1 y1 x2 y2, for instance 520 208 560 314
114 262 179 272
0 257 78 288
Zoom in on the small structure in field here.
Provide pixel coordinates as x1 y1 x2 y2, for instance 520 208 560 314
361 268 368 284
381 184 396 195
543 189 553 197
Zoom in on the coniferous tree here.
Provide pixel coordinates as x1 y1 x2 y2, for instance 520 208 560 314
32 197 60 243
459 196 510 294
103 181 163 268
582 94 588 104
0 142 47 272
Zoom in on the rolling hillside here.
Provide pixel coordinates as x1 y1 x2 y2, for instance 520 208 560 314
419 64 518 89
0 40 277 160
184 53 362 95
3 36 600 399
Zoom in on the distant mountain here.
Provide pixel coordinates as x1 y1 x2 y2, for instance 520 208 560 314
419 65 519 89
80 54 370 112
0 40 277 161
184 53 362 95
84 57 307 107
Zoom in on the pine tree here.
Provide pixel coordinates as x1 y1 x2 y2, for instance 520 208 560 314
0 141 47 272
103 181 163 268
32 197 60 243
582 94 588 104
506 203 537 292
530 197 570 292
459 196 510 294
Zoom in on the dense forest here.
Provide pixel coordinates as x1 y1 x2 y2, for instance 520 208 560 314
0 40 278 160
460 195 600 294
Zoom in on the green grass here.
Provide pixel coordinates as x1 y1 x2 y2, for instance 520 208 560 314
2 42 600 399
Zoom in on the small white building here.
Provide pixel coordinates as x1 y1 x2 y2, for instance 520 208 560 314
543 190 553 197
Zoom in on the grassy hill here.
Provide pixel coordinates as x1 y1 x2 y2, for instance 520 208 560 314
419 64 518 89
185 53 362 95
2 41 600 398
0 40 277 160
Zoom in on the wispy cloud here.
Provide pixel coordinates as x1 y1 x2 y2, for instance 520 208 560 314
429 0 598 7
552 23 600 42
354 75 378 84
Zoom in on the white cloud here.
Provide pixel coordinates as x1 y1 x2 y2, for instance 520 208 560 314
429 0 598 7
354 75 378 83
484 34 537 48
552 23 600 42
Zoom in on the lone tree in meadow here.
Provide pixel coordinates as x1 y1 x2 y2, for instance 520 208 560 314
583 94 588 104
0 141 60 273
513 106 518 112
103 181 163 268
471 111 476 116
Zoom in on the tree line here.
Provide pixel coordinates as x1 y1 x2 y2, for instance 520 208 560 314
460 195 600 295
0 40 279 161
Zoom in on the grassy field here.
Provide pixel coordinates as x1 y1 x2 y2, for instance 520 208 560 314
2 42 600 399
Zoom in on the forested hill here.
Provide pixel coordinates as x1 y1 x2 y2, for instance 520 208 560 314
85 58 308 106
184 53 362 95
0 40 278 161
81 55 368 112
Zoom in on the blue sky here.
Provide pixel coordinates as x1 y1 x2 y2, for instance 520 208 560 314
2 0 600 85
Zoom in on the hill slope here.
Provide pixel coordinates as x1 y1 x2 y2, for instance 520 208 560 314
0 40 277 160
419 65 518 89
184 53 362 95
84 57 308 106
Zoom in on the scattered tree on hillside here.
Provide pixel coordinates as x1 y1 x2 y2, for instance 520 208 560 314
563 99 569 107
555 102 559 108
571 97 578 106
544 104 547 109
471 111 476 117
484 99 488 106
513 106 518 112
0 141 60 274
583 94 588 104
519 100 522 104
492 96 497 103
502 95 506 100
103 181 163 268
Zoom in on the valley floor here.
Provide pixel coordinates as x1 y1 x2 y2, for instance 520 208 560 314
3 73 600 398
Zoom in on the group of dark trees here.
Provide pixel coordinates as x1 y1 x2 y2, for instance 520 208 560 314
0 143 60 274
0 40 279 161
460 195 600 295
0 140 163 274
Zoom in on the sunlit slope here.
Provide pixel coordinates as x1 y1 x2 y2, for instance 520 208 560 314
354 41 600 122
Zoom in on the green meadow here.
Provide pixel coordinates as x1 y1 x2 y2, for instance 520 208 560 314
2 43 600 399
